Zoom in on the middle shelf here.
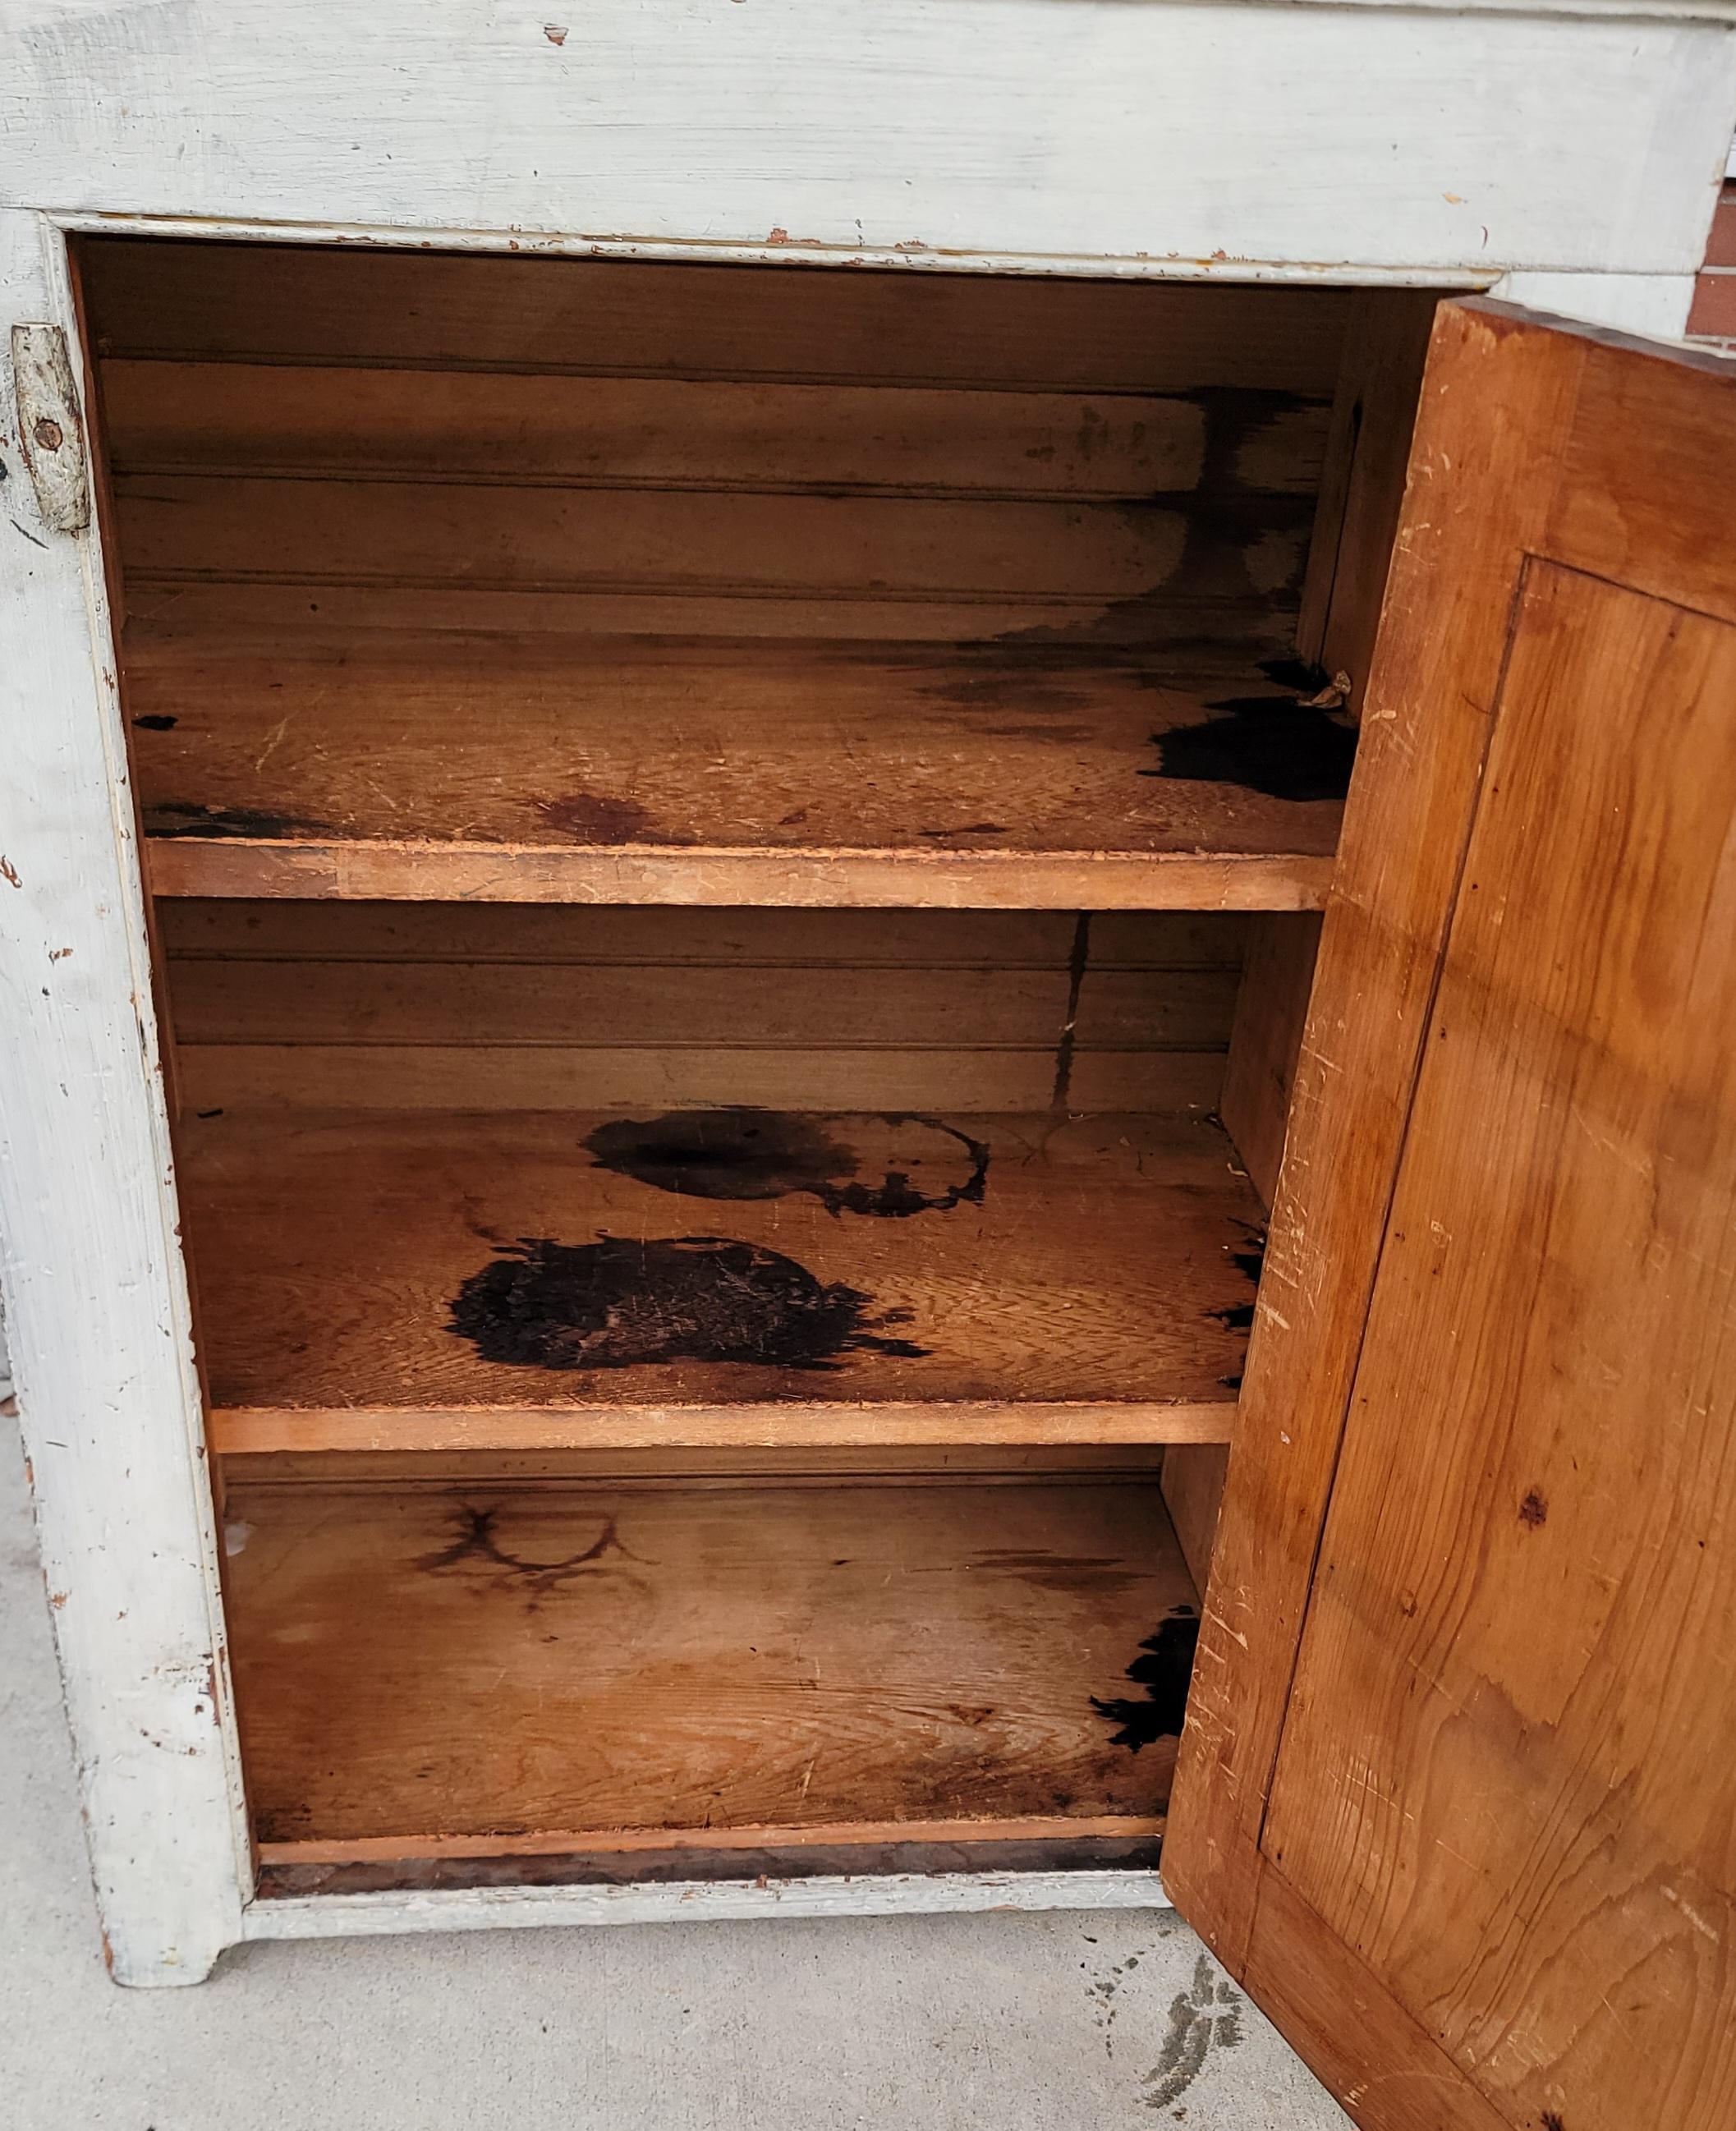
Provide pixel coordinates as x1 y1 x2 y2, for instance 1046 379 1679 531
184 1105 1264 1456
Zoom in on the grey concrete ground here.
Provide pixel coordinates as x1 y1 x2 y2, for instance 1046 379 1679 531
0 1416 1350 2130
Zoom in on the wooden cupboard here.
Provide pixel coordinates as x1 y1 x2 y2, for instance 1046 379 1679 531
2 9 1735 2130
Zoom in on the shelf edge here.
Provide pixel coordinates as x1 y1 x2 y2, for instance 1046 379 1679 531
209 1398 1238 1456
148 842 1335 911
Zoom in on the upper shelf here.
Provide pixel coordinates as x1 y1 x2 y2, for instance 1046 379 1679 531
127 631 1348 908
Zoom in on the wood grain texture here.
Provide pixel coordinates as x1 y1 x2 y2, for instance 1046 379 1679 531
0 210 248 1987
20 9 1736 274
158 902 1242 1118
1218 913 1324 1209
1167 305 1591 1970
1169 305 1736 2131
1264 565 1736 2131
126 632 1343 907
1160 1444 1232 1595
252 1830 1167 1894
89 244 1330 651
100 361 1248 500
80 241 1351 391
222 1477 1197 1849
181 1108 1262 1452
1296 291 1439 714
221 1445 1174 1488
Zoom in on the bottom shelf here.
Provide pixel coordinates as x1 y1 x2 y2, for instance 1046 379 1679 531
227 1475 1198 1867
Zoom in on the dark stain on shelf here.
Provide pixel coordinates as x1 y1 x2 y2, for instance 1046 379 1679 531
916 821 1009 840
131 712 178 730
920 670 1098 715
532 792 695 844
1142 655 1357 803
417 1502 639 1586
584 1108 989 1219
1209 1223 1265 1335
1519 1490 1550 1529
1093 1606 1201 1752
448 1233 929 1371
145 801 329 839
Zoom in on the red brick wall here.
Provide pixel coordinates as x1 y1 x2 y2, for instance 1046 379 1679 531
1688 181 1736 351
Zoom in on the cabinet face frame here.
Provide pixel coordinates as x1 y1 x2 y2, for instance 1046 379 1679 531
0 175 1722 1988
7 0 1736 295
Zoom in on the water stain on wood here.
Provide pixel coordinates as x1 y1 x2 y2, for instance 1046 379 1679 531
920 671 1098 715
583 1108 990 1219
532 792 694 844
145 800 328 839
1093 1605 1201 1752
448 1233 929 1371
416 1501 640 1586
1210 1221 1265 1342
1520 1490 1550 1528
1142 656 1357 802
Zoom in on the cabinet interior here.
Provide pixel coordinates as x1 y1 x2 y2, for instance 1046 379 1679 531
76 234 1430 1890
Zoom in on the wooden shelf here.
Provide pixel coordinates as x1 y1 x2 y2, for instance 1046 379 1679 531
183 1108 1263 1455
127 631 1346 909
223 1473 1197 1858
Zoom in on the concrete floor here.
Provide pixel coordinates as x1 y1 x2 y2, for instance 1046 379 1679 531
0 1416 1351 2129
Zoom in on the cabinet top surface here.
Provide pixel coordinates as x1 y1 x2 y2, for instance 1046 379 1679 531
4 0 1734 282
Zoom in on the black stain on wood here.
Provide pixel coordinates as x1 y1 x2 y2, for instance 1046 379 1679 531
1209 1220 1265 1334
1092 1605 1200 1752
1520 1490 1550 1529
416 1501 640 1586
448 1233 929 1371
916 821 1009 840
1141 657 1356 803
532 792 694 844
1541 2115 1565 2131
145 801 329 839
131 713 178 730
583 1108 989 1219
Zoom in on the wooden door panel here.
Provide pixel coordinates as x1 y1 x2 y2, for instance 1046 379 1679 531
1165 303 1736 2131
1266 563 1736 2130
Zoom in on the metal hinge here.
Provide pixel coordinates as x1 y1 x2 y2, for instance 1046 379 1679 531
10 324 91 535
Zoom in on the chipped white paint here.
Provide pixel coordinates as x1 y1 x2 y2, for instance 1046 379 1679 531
10 324 89 534
0 207 250 1986
244 1870 1175 1944
3 1 1736 282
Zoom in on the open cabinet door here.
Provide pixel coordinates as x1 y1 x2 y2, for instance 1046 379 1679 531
1164 299 1736 2131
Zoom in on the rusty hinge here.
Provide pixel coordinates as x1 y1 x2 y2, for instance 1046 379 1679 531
10 324 91 535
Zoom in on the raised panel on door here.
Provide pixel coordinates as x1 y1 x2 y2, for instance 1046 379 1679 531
1164 301 1736 2131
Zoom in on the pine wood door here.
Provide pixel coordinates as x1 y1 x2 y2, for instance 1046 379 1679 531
1164 300 1736 2131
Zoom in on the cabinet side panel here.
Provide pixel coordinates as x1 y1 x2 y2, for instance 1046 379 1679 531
0 212 248 1984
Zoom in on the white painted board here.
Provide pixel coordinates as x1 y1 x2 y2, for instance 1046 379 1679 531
0 208 250 1986
2 1 1735 280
